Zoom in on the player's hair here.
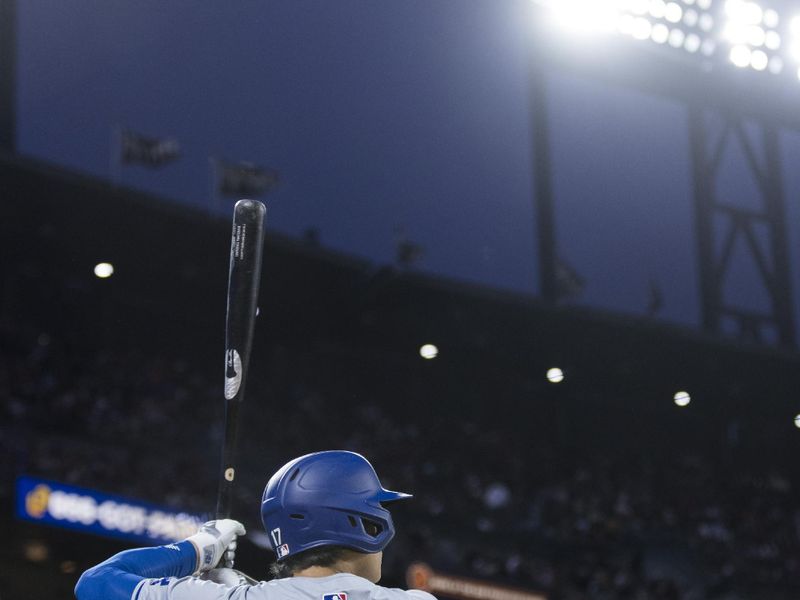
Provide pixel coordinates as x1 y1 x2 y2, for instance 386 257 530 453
270 545 353 579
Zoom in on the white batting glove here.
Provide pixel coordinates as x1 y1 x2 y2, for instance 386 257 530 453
186 519 246 574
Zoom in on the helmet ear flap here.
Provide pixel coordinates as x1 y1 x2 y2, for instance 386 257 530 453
344 514 384 538
361 517 384 538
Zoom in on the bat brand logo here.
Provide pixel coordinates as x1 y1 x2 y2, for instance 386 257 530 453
224 349 242 400
270 527 281 547
323 593 348 600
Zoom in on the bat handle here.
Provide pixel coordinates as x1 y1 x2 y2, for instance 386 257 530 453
216 400 242 519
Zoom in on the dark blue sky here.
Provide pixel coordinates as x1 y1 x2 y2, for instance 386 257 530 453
16 0 800 335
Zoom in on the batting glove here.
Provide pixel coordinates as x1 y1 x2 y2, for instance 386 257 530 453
186 519 246 574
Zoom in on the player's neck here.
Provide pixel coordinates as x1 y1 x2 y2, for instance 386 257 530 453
293 555 381 583
292 565 342 578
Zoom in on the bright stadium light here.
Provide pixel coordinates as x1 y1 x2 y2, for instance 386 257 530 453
763 8 779 28
685 33 702 52
669 27 686 47
551 0 622 34
794 414 800 429
419 344 438 360
673 390 691 407
746 25 766 47
652 22 670 43
725 0 763 26
699 13 714 31
769 55 783 74
546 367 565 383
765 31 781 50
665 2 683 23
94 262 114 279
730 45 751 66
631 0 650 16
632 17 654 40
532 0 794 82
751 49 769 70
650 0 667 20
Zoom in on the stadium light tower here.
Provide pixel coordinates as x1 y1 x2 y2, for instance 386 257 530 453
0 0 16 153
528 0 798 346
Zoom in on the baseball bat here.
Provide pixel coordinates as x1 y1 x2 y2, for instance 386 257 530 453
216 199 267 519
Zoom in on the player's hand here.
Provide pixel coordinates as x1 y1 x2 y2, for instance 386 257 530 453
186 519 246 574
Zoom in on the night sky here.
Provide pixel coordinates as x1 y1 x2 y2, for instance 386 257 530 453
16 0 800 336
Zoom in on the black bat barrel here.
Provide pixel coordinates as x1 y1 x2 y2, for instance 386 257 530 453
217 199 266 519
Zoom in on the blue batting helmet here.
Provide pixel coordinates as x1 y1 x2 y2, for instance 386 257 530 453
261 450 411 560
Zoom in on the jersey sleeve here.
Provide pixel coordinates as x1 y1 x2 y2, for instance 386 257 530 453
406 590 438 600
74 541 197 600
134 576 255 600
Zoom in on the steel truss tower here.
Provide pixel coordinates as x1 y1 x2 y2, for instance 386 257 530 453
689 108 795 346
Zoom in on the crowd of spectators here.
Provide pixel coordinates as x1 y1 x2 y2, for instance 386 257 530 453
2 317 800 600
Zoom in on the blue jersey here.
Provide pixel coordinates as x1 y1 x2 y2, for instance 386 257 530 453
75 542 437 600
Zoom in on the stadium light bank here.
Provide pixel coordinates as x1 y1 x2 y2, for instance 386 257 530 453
530 0 800 80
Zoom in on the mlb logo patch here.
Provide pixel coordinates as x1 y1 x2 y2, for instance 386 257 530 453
277 544 290 558
323 594 347 600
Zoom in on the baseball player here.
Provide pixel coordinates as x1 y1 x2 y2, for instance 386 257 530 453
75 451 436 600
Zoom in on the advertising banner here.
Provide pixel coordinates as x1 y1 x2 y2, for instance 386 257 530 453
16 475 205 545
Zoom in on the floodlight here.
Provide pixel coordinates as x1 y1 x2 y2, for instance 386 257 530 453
619 14 636 35
765 31 781 51
652 23 670 43
684 8 699 26
669 27 687 47
747 25 766 46
769 55 783 73
685 33 702 52
763 8 779 28
725 23 748 43
552 0 621 34
730 44 752 66
631 0 650 15
546 367 565 383
697 0 712 10
665 2 683 23
650 0 667 19
419 344 439 359
94 262 114 278
699 13 715 31
751 49 768 70
725 0 763 26
790 16 800 36
795 414 800 429
633 17 653 39
673 391 691 406
702 39 716 55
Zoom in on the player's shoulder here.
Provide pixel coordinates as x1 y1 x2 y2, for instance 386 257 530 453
265 574 437 600
371 582 438 600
